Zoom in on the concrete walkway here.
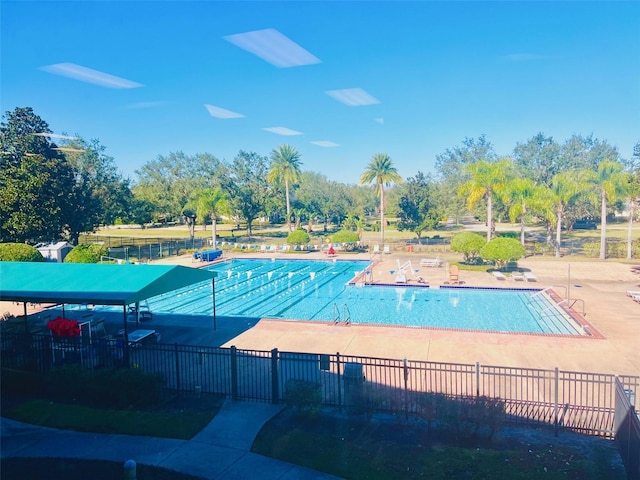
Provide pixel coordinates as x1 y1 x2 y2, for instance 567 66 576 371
1 399 343 480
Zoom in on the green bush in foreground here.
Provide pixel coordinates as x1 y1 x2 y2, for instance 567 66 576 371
63 243 108 263
46 365 164 408
480 237 526 269
286 230 310 245
284 379 322 414
0 243 44 262
450 232 486 264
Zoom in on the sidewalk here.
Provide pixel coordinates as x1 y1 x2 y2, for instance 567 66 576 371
1 399 343 480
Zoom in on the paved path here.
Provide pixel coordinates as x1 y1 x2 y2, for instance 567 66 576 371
1 399 343 480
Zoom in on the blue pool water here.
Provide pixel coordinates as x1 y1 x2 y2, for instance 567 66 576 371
143 259 582 335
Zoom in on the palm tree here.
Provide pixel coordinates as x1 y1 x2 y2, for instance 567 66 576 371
193 187 228 248
627 170 640 259
458 159 511 242
267 144 302 232
544 171 587 258
360 153 402 246
585 160 629 260
505 178 539 245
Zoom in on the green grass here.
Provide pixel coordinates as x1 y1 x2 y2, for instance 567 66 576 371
252 409 626 480
2 395 222 440
0 458 206 480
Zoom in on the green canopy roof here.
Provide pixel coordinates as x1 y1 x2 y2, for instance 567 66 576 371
0 262 218 306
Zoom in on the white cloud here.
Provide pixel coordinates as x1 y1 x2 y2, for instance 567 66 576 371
224 28 321 68
311 140 340 147
40 63 143 88
204 104 245 119
374 118 384 125
325 88 380 106
32 132 79 140
262 127 303 136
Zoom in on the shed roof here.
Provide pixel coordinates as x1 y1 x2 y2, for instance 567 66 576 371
0 262 217 306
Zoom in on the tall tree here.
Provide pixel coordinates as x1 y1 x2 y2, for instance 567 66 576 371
193 187 228 247
458 159 512 242
543 171 588 258
627 142 640 259
512 133 562 186
226 151 269 237
267 144 302 232
504 178 539 245
396 172 441 241
585 160 629 260
0 107 76 243
359 153 402 245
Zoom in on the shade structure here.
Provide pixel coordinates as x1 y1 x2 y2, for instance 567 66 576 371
0 262 217 307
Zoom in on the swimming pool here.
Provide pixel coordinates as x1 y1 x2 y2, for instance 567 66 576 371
144 259 583 336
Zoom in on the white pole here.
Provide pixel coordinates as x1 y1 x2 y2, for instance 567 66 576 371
567 263 570 300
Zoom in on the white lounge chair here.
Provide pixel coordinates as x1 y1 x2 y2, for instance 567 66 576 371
524 272 538 282
626 290 640 297
383 245 391 254
632 294 640 304
492 271 507 281
373 244 380 255
512 273 525 281
420 257 443 268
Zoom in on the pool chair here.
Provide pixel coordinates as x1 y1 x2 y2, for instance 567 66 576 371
383 245 391 254
633 294 640 304
420 256 443 268
512 272 525 281
449 265 460 284
626 290 640 297
492 271 507 281
372 244 381 255
524 272 538 282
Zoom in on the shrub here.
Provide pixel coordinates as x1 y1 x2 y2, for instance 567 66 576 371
331 230 359 244
284 379 322 414
0 243 44 262
480 237 526 269
450 232 486 264
286 230 310 245
46 365 164 408
331 230 360 251
64 244 108 263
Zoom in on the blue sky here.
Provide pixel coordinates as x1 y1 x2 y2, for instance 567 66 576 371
2 1 639 185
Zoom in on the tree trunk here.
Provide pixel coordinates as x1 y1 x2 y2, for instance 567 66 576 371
285 181 291 232
555 204 563 258
599 190 607 260
627 200 635 259
486 192 492 242
380 182 385 246
211 214 217 248
520 200 526 245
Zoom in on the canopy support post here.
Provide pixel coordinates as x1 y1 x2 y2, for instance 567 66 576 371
123 304 130 367
212 278 217 331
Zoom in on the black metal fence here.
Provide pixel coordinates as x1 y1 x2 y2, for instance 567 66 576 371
2 332 638 438
615 377 640 479
79 234 211 262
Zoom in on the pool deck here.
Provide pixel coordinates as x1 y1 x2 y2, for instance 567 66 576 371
203 251 640 378
3 251 638 378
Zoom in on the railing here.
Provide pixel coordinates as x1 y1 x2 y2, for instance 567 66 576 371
615 377 640 479
2 332 638 438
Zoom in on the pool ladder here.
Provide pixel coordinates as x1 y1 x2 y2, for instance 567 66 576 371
333 303 352 325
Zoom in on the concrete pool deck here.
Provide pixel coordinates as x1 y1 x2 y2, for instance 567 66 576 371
3 251 638 378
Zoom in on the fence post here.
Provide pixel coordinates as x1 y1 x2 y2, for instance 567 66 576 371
336 352 343 412
231 346 238 400
403 358 409 420
174 343 181 391
271 348 279 405
554 367 559 437
476 362 481 397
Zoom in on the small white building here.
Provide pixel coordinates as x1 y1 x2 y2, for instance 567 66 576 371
36 242 74 262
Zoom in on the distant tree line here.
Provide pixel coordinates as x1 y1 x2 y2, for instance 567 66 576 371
1 107 638 259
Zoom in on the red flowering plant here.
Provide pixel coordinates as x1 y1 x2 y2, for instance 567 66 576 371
47 317 80 337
